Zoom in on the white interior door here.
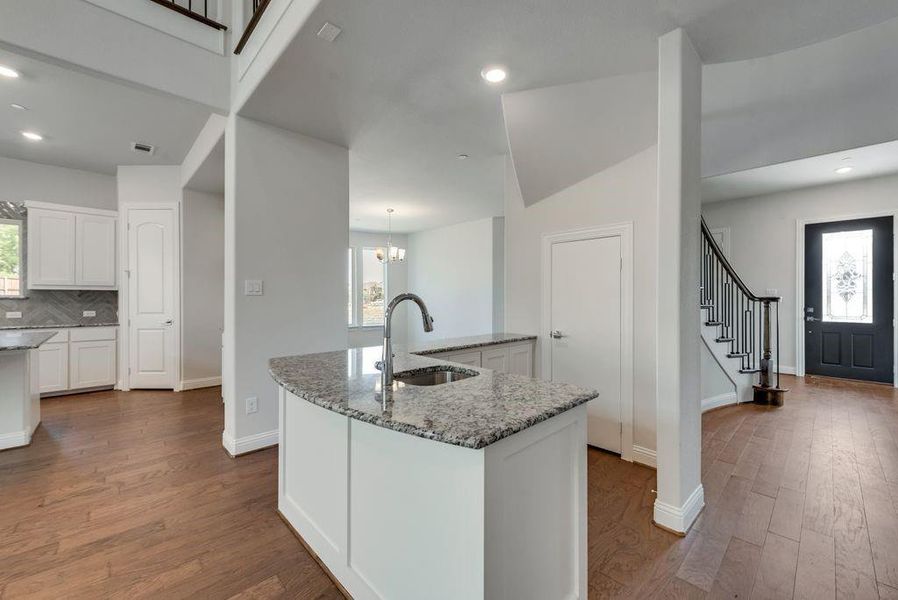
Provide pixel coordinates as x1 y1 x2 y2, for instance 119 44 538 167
550 236 622 452
128 208 177 389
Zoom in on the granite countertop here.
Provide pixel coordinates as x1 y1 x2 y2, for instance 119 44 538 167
0 330 58 351
409 332 537 356
0 322 119 331
269 346 597 450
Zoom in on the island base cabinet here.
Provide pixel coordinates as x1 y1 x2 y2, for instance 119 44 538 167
278 389 587 600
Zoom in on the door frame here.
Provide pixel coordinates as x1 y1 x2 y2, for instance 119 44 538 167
118 202 182 392
541 222 634 462
795 211 898 386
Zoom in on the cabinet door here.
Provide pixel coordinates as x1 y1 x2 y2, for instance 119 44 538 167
481 347 509 373
508 343 534 377
446 351 481 367
28 208 76 287
70 340 116 389
39 343 69 393
76 214 116 287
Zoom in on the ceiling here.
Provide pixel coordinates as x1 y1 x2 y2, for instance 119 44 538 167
239 0 898 232
702 139 898 203
0 46 213 175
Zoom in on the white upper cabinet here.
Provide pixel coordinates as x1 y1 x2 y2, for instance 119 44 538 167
28 208 76 286
27 202 117 290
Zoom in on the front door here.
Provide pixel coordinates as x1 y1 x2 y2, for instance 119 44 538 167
128 207 178 389
805 216 893 383
549 235 622 453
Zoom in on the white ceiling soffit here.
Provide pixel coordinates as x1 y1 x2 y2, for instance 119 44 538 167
238 0 898 230
703 16 898 178
0 47 213 175
502 72 658 207
185 136 225 195
702 139 898 204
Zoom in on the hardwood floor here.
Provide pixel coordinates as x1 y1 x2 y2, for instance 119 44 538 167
2 375 897 598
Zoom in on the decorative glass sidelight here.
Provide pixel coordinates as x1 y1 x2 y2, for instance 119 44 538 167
822 229 873 323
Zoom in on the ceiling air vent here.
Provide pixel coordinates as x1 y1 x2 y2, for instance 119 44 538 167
131 142 156 156
317 22 342 42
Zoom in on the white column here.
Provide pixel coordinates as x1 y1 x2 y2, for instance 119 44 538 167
222 115 349 456
654 28 704 533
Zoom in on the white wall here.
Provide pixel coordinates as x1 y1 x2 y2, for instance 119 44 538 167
701 343 735 404
0 156 116 210
223 116 348 453
181 189 224 384
348 230 409 349
117 165 183 206
405 217 504 348
702 171 898 372
504 148 659 454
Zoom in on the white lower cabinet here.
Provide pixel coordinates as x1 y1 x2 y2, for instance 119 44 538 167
70 340 117 388
429 341 534 377
38 343 69 393
32 327 118 395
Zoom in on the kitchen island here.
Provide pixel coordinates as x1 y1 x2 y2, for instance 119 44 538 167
0 330 57 450
269 344 597 600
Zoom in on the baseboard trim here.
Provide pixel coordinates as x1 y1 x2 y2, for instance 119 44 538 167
0 430 30 451
632 445 657 469
653 484 704 534
222 429 278 457
181 376 222 391
702 392 738 413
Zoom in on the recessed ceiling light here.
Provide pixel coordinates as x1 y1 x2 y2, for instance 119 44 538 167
835 166 854 175
457 154 469 160
480 66 507 84
21 131 43 141
10 103 27 111
0 65 20 79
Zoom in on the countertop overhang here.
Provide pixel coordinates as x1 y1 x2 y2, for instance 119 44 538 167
0 330 58 352
269 344 597 450
409 332 537 356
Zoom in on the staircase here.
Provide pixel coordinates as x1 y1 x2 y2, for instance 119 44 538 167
700 218 787 407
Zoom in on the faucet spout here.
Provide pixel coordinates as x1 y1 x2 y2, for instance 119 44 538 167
381 293 434 389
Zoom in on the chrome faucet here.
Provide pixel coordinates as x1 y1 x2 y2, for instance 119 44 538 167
379 293 434 389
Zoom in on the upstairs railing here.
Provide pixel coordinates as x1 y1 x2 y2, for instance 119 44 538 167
147 0 228 30
701 218 784 402
234 0 272 55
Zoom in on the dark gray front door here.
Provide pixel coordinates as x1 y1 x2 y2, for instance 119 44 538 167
805 216 893 383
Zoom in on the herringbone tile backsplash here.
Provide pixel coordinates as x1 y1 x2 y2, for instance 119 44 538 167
0 201 118 329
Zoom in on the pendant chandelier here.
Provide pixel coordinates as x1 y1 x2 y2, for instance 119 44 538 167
375 208 406 263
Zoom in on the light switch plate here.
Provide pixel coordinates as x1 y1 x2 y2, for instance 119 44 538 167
5 311 22 319
766 288 778 296
244 280 264 296
245 396 259 414
83 310 97 317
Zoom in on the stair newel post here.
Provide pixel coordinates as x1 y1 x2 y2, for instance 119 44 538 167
759 299 772 389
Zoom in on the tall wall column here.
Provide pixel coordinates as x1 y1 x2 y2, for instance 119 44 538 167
654 28 704 533
222 115 349 456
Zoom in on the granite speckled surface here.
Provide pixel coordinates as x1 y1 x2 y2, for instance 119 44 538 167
269 346 597 450
409 332 537 356
0 330 58 351
0 322 119 331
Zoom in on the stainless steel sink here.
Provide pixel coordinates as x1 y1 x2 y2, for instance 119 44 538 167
393 369 478 386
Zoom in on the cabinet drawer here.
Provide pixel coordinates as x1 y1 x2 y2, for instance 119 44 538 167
445 351 482 367
21 329 69 343
70 327 117 342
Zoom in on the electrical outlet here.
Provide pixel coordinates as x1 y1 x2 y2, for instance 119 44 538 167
245 396 258 414
5 311 22 319
244 280 264 296
766 288 779 296
83 310 96 317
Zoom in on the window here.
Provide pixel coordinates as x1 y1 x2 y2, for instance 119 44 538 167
0 219 22 298
347 247 387 327
822 229 873 323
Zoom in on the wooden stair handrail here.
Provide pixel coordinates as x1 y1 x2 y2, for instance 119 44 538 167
234 0 272 55
701 217 779 303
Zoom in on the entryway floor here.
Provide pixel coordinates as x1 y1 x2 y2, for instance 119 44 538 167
2 376 897 598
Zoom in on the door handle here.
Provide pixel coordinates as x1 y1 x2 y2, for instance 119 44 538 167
162 319 174 326
550 330 565 339
805 316 817 322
